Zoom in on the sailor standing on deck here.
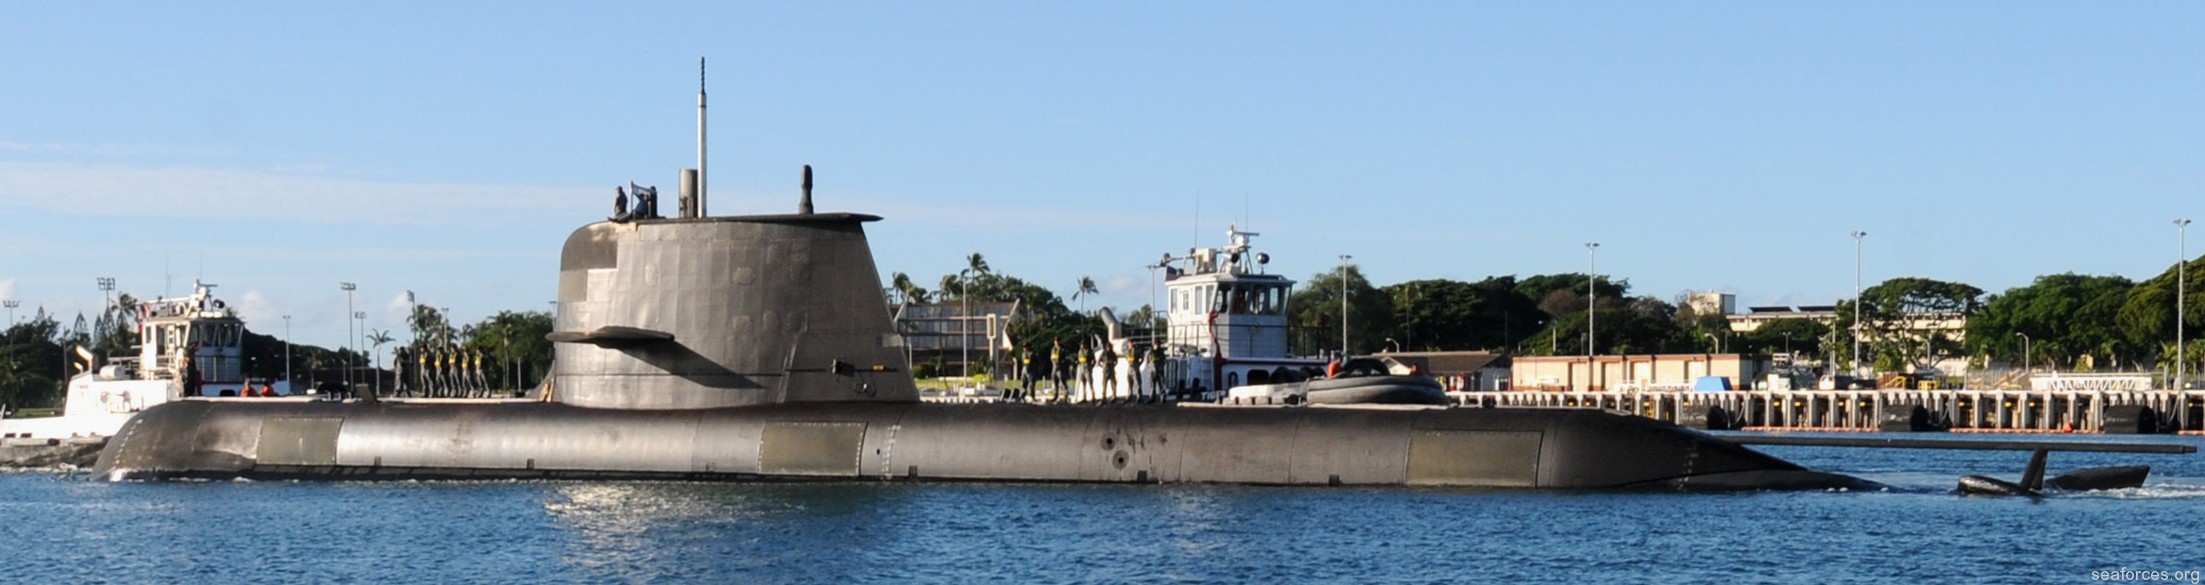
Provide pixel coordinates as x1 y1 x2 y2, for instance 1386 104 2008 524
392 345 412 397
1015 348 1034 402
1048 340 1064 400
1123 349 1141 402
470 349 488 396
418 344 436 397
441 346 458 397
1098 343 1117 402
179 344 201 398
1075 343 1091 403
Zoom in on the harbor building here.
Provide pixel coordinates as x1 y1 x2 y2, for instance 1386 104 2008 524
890 300 1023 379
1513 353 1777 393
1721 304 1968 343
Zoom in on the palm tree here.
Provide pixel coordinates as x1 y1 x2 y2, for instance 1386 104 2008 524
890 272 929 305
1074 276 1098 314
966 253 991 276
939 274 962 302
367 329 394 395
407 304 449 348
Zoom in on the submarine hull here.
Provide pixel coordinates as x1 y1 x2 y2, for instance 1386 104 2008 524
92 400 1871 490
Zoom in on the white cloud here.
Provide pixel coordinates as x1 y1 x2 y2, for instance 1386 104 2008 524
383 291 417 332
232 289 283 330
0 162 598 226
0 141 229 158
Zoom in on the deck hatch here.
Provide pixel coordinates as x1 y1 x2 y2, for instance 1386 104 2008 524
256 417 344 466
1406 430 1542 487
760 422 866 476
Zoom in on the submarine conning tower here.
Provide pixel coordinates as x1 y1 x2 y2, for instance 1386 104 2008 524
550 211 918 409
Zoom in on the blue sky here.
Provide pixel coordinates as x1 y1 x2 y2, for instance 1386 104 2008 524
3 2 2201 352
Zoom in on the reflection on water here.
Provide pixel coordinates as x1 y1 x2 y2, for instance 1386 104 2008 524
5 433 2203 584
543 482 909 582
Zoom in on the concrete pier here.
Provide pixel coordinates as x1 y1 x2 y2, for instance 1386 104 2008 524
1449 389 2205 433
925 387 2205 434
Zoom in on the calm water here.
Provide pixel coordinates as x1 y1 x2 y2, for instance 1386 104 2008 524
6 434 2203 584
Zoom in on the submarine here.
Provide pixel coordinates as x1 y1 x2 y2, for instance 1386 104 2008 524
82 190 2198 491
91 69 1883 489
91 167 1883 491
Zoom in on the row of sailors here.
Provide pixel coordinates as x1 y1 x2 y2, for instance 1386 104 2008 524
1010 341 1185 404
392 345 501 398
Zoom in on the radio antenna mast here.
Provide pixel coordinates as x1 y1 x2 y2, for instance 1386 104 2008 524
697 57 708 216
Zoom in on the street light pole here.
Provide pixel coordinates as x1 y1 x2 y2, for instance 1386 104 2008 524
2178 218 2191 391
2017 332 2029 374
1585 243 1599 385
959 269 972 381
96 277 115 345
4 300 18 328
340 282 356 390
1585 243 1600 353
1338 254 1352 357
1851 230 1867 378
355 311 368 392
282 315 292 383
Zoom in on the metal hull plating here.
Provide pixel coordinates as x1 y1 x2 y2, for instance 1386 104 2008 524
91 400 1867 490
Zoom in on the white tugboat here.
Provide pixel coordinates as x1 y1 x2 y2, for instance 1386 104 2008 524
1154 225 1320 399
1 281 285 447
1076 225 1443 405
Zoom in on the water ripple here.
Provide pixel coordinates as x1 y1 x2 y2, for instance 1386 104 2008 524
4 435 2201 584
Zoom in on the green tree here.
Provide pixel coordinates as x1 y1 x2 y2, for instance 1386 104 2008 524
0 311 67 409
465 310 554 391
1968 273 2136 370
238 326 337 383
1513 273 1630 306
922 262 1093 374
1467 276 1549 351
1073 276 1098 314
1290 264 1395 355
1123 304 1163 332
90 293 141 359
2116 255 2204 375
1384 278 1544 351
938 274 963 301
1386 279 1472 351
1844 277 1983 372
889 272 930 305
1519 296 1694 356
1740 318 1830 358
407 304 455 348
966 252 991 276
